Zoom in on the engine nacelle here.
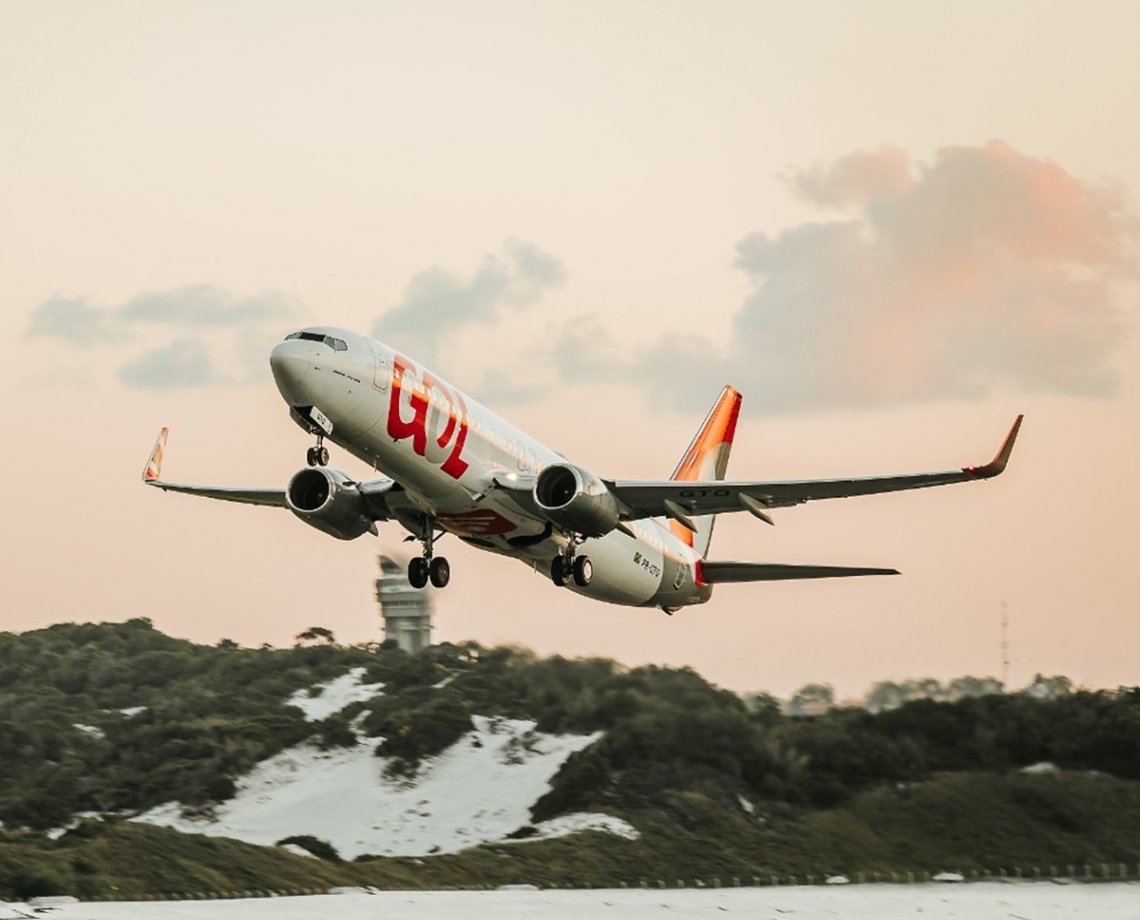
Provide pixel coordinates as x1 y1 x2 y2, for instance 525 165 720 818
286 467 375 541
533 463 621 537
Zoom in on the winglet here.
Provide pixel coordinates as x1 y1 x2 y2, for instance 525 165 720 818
143 427 169 483
964 415 1023 478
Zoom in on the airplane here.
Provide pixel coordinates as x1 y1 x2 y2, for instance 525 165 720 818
142 326 1022 613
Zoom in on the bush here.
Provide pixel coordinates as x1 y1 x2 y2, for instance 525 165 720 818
366 691 473 774
2 866 73 900
276 835 341 862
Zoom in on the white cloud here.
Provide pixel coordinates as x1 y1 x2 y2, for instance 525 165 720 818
119 286 297 326
26 286 302 389
373 240 566 365
118 339 217 388
26 295 115 345
569 142 1139 412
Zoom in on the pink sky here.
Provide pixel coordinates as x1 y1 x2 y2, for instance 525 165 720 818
2 1 1139 697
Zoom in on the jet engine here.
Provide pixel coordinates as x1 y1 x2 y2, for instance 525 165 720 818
533 463 622 537
286 467 376 540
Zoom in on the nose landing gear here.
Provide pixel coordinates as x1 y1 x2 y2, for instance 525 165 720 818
306 436 329 467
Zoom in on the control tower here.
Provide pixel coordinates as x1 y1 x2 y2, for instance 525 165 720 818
375 554 433 653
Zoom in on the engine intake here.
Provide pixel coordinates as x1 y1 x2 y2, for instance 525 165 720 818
534 463 621 537
286 467 375 541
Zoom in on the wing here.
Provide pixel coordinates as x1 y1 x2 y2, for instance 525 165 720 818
141 427 286 507
608 415 1023 524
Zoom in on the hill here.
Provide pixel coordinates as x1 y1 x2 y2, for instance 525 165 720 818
2 619 1140 899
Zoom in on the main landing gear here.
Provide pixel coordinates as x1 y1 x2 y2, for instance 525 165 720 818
409 556 449 590
305 435 329 467
407 517 450 590
550 538 592 589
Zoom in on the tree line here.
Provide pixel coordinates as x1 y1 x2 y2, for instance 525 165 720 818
0 619 1136 834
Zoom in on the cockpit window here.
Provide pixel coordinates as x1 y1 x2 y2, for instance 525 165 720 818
284 331 348 351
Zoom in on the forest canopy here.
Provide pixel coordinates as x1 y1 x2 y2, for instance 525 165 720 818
0 620 1136 831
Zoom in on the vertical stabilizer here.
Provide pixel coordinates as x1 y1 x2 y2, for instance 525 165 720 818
669 386 741 558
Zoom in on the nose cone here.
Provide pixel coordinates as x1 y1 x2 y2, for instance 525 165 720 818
270 340 314 405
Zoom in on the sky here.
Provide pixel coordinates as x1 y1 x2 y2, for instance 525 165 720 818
2 0 1139 698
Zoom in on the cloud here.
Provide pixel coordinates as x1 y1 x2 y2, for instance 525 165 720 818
119 286 297 326
26 295 115 345
29 286 298 343
373 240 566 364
26 285 302 389
550 318 629 384
579 141 1139 412
789 145 912 210
469 367 550 408
118 339 218 388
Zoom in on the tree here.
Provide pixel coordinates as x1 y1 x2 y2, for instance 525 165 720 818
1024 674 1073 700
947 675 1003 699
786 683 834 716
865 680 905 714
294 626 335 646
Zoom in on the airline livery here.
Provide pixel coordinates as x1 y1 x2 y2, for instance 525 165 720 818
143 327 1022 613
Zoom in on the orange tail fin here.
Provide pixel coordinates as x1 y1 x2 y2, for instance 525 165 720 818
669 386 742 557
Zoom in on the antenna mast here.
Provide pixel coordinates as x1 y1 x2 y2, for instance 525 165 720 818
1000 600 1010 689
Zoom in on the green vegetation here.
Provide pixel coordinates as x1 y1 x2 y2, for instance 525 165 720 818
275 835 342 862
1 620 1140 898
3 771 1140 898
0 619 371 828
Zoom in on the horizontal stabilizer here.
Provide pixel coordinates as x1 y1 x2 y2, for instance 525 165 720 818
700 561 899 583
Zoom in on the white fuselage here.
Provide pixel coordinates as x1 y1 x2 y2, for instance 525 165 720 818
269 327 711 609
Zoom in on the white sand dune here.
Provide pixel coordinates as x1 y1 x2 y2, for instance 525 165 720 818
284 667 384 722
133 712 633 858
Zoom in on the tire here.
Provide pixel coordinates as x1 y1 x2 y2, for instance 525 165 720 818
550 555 570 587
306 447 317 467
317 446 329 466
408 557 429 589
429 556 451 588
572 555 593 587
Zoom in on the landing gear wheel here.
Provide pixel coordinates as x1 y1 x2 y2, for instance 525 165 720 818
550 555 570 587
306 447 317 467
429 557 451 588
408 557 429 589
572 555 593 587
316 445 329 466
